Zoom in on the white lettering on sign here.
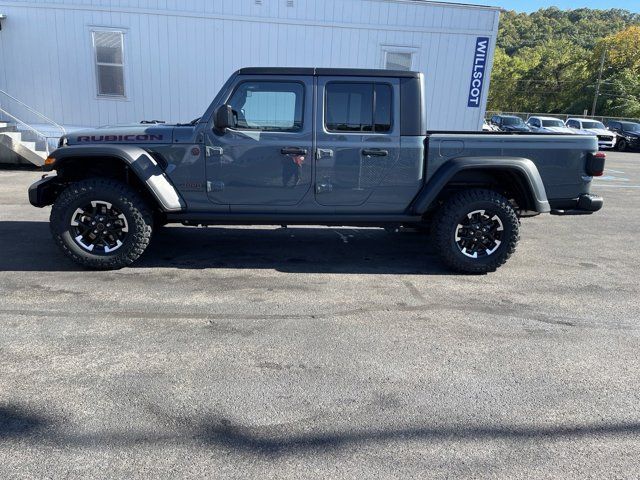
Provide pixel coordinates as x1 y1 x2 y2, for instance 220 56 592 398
468 37 490 108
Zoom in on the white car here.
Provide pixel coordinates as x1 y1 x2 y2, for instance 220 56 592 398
482 119 499 132
526 116 574 134
565 118 617 149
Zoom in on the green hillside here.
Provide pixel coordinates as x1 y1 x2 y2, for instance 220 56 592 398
488 8 640 118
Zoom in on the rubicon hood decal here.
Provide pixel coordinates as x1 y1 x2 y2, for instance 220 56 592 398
68 125 173 145
77 134 165 142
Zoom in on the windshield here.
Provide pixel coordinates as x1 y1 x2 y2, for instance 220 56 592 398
541 119 565 127
502 117 524 126
581 121 605 129
622 123 640 132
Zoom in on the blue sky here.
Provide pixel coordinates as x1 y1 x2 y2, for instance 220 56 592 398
444 0 640 12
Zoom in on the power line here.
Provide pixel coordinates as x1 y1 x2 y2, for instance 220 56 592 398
492 79 586 85
592 48 607 116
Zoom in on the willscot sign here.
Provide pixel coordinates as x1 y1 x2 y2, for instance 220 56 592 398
467 37 490 108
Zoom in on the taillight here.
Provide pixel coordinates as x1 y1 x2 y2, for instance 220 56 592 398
586 151 606 177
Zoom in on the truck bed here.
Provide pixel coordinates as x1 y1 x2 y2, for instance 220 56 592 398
425 132 599 205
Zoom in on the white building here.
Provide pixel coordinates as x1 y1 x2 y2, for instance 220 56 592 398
0 0 499 156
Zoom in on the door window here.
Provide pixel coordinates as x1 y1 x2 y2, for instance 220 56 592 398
228 81 304 132
325 83 393 133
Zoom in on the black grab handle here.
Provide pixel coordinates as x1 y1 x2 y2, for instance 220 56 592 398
362 149 389 157
281 147 308 155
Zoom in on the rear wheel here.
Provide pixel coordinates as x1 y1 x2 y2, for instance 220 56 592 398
432 189 519 273
50 178 153 269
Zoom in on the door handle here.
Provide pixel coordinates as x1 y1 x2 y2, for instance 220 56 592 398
362 149 388 157
207 181 225 192
316 182 333 194
316 148 334 159
206 146 224 157
281 147 308 156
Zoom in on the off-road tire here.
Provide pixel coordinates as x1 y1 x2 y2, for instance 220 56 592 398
50 178 153 270
432 189 519 274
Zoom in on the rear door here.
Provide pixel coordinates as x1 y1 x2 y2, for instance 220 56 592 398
314 77 400 206
205 75 313 206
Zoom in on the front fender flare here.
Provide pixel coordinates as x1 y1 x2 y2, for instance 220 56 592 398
46 145 186 212
411 157 551 214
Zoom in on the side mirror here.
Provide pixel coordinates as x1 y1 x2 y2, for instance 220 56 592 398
214 104 235 131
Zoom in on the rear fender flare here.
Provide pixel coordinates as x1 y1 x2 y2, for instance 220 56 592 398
47 145 186 212
411 157 550 214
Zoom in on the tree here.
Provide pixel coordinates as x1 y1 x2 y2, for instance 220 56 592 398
489 8 640 118
592 27 640 117
599 69 640 118
488 40 589 114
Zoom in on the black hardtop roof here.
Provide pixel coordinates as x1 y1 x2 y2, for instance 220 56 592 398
237 67 421 78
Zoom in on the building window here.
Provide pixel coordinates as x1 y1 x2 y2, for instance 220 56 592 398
92 30 126 97
325 83 393 133
228 81 304 131
385 52 413 71
381 46 417 72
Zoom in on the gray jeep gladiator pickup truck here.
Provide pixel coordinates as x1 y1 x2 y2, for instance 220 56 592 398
29 68 605 273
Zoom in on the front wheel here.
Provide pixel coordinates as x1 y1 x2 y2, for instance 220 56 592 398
432 189 520 274
616 138 628 152
50 178 153 270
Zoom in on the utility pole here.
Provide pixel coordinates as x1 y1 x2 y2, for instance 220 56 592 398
592 48 606 117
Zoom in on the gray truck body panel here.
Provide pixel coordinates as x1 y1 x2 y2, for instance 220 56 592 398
34 68 602 221
426 133 597 201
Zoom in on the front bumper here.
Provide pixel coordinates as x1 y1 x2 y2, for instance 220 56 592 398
28 175 59 208
550 194 604 216
597 136 617 149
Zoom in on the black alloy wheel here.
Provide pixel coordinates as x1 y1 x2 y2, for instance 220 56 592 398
454 209 504 259
69 200 129 254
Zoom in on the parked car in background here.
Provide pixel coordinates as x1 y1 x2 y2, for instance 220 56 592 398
482 119 499 132
526 116 574 134
566 118 617 149
490 115 531 132
605 120 640 151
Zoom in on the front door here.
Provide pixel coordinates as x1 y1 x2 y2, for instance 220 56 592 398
315 76 400 206
205 76 313 206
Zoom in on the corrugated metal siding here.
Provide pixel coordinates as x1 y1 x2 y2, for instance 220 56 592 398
0 0 499 130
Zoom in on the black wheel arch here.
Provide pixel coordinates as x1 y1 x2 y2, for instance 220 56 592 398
430 168 537 213
410 158 551 216
54 156 158 211
41 145 186 212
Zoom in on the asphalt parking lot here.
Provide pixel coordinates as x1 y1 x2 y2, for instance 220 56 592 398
1 152 639 479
